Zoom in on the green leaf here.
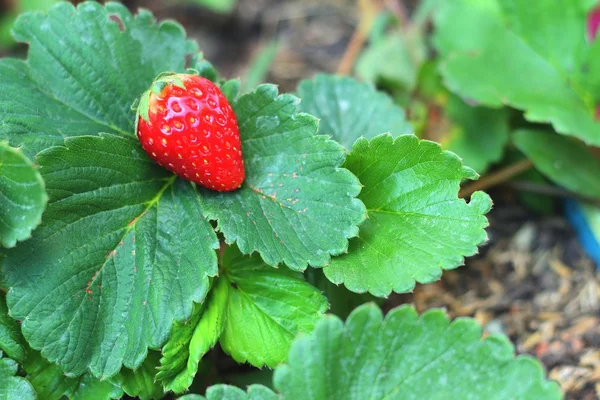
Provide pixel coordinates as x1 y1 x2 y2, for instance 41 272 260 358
513 130 600 199
324 134 491 297
221 79 241 103
296 74 412 149
157 277 229 393
179 385 278 400
415 62 510 174
356 32 426 92
242 39 279 94
0 142 47 248
433 0 600 146
69 374 123 400
0 352 36 400
0 292 26 363
24 351 76 399
200 84 366 270
0 13 15 47
219 245 328 368
185 0 237 14
0 1 198 158
206 385 278 400
273 303 561 400
23 351 123 400
1 134 219 378
120 351 164 400
0 0 59 47
441 95 510 174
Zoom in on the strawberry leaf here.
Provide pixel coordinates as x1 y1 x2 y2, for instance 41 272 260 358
324 134 491 297
0 1 198 158
0 352 36 400
120 352 164 400
180 385 278 400
513 130 600 199
356 32 427 92
0 134 219 378
180 304 561 399
157 277 229 394
273 303 561 399
417 63 511 174
296 74 412 149
219 245 328 368
200 85 366 270
441 95 510 174
24 351 124 400
0 293 26 363
1 296 121 400
434 0 600 146
0 142 47 248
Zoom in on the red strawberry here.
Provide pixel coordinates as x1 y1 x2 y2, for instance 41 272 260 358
136 73 245 192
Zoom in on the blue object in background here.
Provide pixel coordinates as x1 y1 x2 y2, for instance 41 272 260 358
565 199 600 268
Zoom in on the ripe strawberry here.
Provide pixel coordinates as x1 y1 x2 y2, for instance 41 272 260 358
136 73 245 192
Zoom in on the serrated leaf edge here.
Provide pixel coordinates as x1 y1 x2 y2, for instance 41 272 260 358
0 141 48 248
325 133 492 297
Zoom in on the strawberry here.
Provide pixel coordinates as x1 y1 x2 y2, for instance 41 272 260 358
136 73 245 192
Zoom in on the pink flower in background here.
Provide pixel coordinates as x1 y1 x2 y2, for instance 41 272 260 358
587 6 600 42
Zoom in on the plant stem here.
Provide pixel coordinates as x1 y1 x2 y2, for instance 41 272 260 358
459 159 534 198
337 0 384 75
337 28 368 75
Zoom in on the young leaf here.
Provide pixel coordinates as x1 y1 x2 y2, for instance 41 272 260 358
0 142 47 248
441 95 510 174
24 352 123 400
221 79 241 103
200 85 366 270
0 1 198 158
157 277 229 393
273 303 561 400
324 134 491 297
0 293 26 363
433 0 600 146
179 384 278 400
219 245 328 368
416 62 511 174
356 32 426 93
0 134 219 379
120 351 164 400
0 352 36 400
296 74 412 149
513 130 600 199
